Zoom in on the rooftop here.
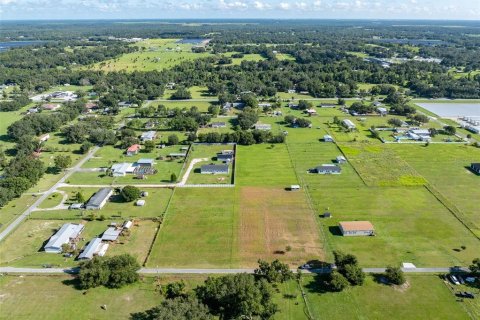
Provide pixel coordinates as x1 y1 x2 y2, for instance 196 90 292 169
78 237 102 260
44 223 84 251
339 221 374 231
102 227 122 241
86 188 113 208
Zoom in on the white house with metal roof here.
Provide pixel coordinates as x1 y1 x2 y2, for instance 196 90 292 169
78 237 109 260
44 223 84 253
140 131 157 141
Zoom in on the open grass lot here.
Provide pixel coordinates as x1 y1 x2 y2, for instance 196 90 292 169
150 100 216 113
31 187 172 220
236 144 297 187
393 144 480 236
89 38 210 72
147 188 237 268
304 274 472 320
37 192 64 209
340 143 427 186
0 194 37 233
162 85 214 100
0 275 160 320
315 186 480 267
106 220 159 264
237 187 323 267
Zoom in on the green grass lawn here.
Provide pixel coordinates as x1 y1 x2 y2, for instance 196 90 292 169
303 274 472 320
150 100 216 113
147 188 237 268
185 144 234 185
315 186 479 267
0 194 38 233
37 192 64 209
393 143 480 236
88 38 210 72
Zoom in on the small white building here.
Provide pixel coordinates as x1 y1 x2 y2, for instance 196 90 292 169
342 119 356 130
323 135 334 142
38 133 50 142
290 185 300 191
111 163 134 177
141 131 157 141
254 123 272 131
336 155 347 164
136 200 146 206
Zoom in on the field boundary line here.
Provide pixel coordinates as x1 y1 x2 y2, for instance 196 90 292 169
334 142 368 187
424 184 480 241
142 187 177 267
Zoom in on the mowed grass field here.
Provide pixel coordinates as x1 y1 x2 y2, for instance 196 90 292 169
147 188 237 268
0 274 474 320
393 144 480 236
89 38 210 72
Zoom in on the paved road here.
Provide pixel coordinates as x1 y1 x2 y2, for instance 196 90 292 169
0 266 468 275
0 146 100 243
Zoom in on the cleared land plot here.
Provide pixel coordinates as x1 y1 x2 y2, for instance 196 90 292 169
340 143 426 186
313 186 480 267
0 275 160 320
147 188 237 268
89 38 210 72
32 187 172 220
238 187 323 267
235 144 297 187
304 275 471 320
393 144 480 236
150 100 216 113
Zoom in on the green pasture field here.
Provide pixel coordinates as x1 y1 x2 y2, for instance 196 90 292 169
0 275 161 320
162 85 214 100
0 274 474 320
393 143 480 236
304 274 472 320
340 143 426 186
314 186 479 267
147 187 237 268
235 143 297 187
224 52 266 65
88 38 210 72
31 187 172 220
0 104 32 153
0 194 37 233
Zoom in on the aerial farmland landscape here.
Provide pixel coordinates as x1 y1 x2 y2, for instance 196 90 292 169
0 1 479 319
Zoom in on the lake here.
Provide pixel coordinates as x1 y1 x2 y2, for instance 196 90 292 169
416 103 480 118
0 41 46 52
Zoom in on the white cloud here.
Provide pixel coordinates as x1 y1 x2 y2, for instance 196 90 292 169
253 1 270 10
278 2 291 10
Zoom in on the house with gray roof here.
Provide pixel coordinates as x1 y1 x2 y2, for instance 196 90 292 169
313 164 342 175
85 188 113 210
201 164 229 174
140 131 156 141
78 238 105 260
44 223 84 253
102 227 122 241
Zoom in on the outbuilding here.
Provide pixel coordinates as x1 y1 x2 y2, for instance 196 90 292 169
216 153 234 162
85 188 113 210
78 237 104 260
44 223 84 253
336 155 347 164
323 135 334 142
136 200 146 206
339 221 374 236
290 185 300 191
313 164 342 174
101 227 122 241
254 123 272 131
211 122 227 128
342 119 356 130
141 131 156 141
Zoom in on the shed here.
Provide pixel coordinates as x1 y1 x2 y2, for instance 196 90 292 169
217 153 234 162
78 238 102 260
211 122 227 128
336 155 347 164
38 133 50 142
342 119 356 130
339 221 374 236
136 200 146 206
254 123 272 131
290 185 300 191
123 221 133 229
69 203 83 210
101 227 122 241
322 212 332 218
136 158 154 167
85 188 113 210
323 135 334 142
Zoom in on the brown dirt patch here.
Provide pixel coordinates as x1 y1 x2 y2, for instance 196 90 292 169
238 187 324 267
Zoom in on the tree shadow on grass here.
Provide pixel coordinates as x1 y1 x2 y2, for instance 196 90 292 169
62 277 84 291
371 273 390 286
303 273 331 294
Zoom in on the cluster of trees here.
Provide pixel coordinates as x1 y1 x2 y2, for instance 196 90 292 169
327 251 366 292
121 186 141 202
169 107 211 132
197 130 285 145
63 115 116 146
0 93 30 111
284 115 311 128
133 260 293 320
78 254 140 289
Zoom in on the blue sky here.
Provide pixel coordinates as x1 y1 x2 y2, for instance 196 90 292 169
0 0 479 20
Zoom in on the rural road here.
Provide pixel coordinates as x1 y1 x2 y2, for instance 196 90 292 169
0 146 100 243
0 267 468 275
